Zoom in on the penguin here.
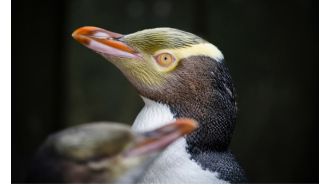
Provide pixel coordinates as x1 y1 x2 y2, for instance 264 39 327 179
72 26 248 183
26 119 197 183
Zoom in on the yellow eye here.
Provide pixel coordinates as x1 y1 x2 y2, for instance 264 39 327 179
156 53 175 67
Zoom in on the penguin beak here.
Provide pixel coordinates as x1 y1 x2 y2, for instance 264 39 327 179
72 26 141 59
124 118 198 157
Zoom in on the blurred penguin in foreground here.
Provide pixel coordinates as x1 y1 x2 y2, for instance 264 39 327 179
27 119 197 183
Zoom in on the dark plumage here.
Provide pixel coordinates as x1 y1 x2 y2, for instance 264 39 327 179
191 150 247 183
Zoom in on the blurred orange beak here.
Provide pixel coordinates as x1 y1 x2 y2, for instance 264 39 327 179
124 118 198 157
72 26 140 58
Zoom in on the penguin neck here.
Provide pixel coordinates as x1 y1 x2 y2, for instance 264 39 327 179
133 58 237 152
131 97 175 132
177 59 236 152
171 87 237 153
131 98 228 183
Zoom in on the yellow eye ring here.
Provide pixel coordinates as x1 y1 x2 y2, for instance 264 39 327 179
155 53 175 67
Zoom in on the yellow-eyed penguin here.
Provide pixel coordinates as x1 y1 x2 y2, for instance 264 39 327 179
72 26 247 183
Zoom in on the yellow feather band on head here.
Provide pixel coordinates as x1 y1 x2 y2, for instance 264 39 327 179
153 43 224 73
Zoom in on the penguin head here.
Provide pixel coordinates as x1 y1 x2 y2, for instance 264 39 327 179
72 27 225 101
72 27 237 150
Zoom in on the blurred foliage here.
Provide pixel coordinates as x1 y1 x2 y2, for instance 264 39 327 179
12 0 318 183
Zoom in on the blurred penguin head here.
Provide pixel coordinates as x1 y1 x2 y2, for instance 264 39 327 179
27 119 197 183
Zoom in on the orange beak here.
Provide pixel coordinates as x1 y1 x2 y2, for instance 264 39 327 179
124 118 198 157
72 26 140 58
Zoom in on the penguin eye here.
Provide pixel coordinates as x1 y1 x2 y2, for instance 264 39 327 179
155 53 175 67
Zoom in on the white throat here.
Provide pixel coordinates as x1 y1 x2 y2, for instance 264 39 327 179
131 97 228 183
132 96 175 132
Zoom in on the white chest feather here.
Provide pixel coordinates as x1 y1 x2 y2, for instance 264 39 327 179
132 97 228 184
132 97 175 132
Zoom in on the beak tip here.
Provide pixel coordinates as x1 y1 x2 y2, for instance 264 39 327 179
71 26 96 40
175 118 199 135
71 31 78 39
190 120 199 130
72 26 100 45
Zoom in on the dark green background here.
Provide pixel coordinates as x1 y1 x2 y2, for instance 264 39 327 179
12 0 318 183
